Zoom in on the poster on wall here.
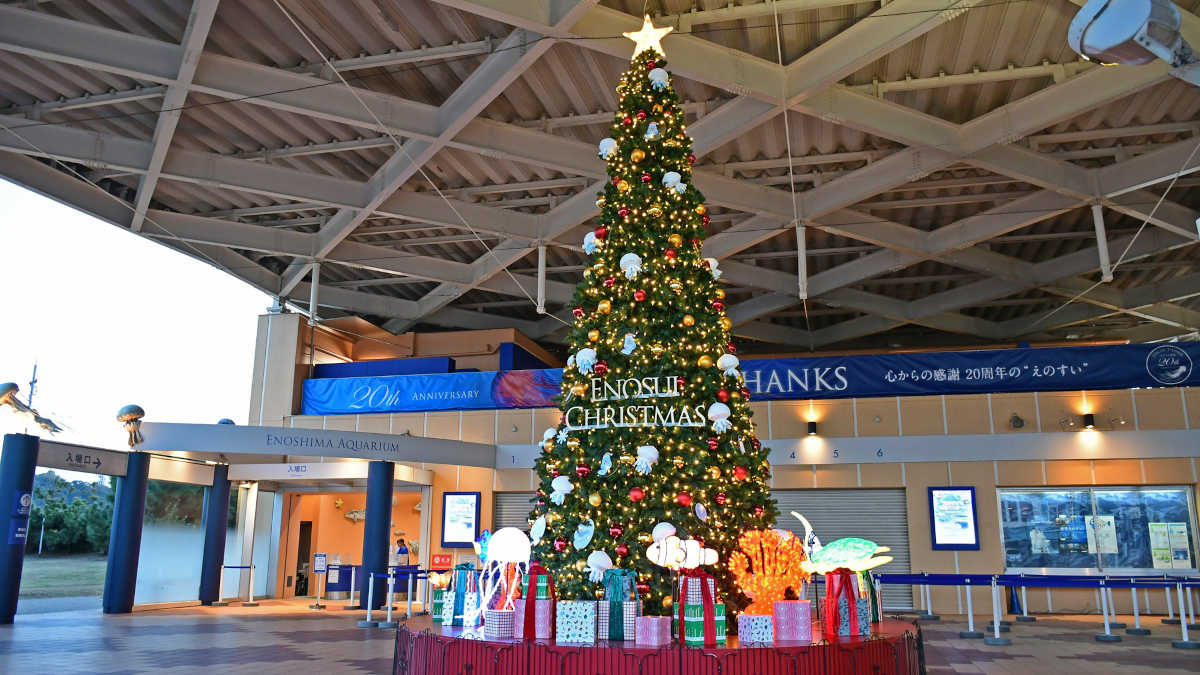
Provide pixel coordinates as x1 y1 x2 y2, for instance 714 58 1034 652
1149 522 1172 569
928 487 980 550
441 492 481 548
1168 522 1193 569
1085 516 1118 554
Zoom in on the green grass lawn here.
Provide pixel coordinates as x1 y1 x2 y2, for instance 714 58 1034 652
18 554 107 598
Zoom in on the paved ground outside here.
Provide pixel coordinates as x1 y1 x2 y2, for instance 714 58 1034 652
3 602 1200 674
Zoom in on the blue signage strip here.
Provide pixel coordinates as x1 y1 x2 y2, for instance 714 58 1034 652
301 343 1199 416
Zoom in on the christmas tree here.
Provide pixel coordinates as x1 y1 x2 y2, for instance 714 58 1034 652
527 17 776 615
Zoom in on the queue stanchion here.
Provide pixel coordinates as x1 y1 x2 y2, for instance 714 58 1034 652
1165 580 1179 624
405 570 416 618
1095 579 1120 642
959 577 983 639
1187 584 1200 630
1172 582 1200 649
213 564 229 607
244 565 258 607
378 571 398 629
358 575 380 628
344 567 358 610
309 567 326 610
984 577 1011 646
1104 586 1125 629
1128 582 1151 635
1016 584 1035 622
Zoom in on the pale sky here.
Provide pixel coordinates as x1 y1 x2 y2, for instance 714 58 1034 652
0 179 270 462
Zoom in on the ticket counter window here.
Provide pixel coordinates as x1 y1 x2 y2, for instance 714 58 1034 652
1000 486 1197 574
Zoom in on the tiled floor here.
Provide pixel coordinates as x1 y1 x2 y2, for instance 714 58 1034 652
3 602 1200 674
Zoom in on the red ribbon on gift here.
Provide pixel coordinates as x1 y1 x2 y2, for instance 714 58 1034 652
521 562 556 639
823 568 858 637
677 568 717 646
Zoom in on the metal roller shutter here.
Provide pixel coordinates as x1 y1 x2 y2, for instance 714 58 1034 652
494 492 536 531
772 489 913 611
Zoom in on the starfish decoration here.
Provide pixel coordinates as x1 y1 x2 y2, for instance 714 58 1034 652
623 14 672 58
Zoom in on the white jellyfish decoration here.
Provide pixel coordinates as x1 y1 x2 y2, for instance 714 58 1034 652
662 171 681 189
466 527 531 627
708 402 732 433
648 67 669 90
573 519 595 549
583 231 599 255
586 550 614 583
529 515 546 543
598 452 613 476
651 521 676 543
550 475 574 505
567 354 576 369
597 137 618 159
644 122 659 140
716 353 740 378
575 348 597 375
542 427 557 443
635 445 659 474
619 252 643 280
621 333 637 355
705 257 723 280
695 503 709 522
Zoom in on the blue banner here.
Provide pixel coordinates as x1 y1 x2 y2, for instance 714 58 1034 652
301 343 1199 415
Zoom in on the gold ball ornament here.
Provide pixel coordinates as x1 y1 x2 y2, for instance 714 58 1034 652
652 104 663 114
698 355 714 368
543 440 554 452
650 343 665 356
630 148 646 163
648 205 662 218
662 596 674 609
682 314 695 327
567 437 581 449
673 458 686 469
709 466 722 479
720 316 733 330
668 233 683 247
715 288 726 300
547 512 560 524
637 532 652 544
696 204 708 215
617 179 631 193
588 493 602 507
570 382 588 396
588 329 600 342
597 299 612 314
595 196 606 208
669 281 683 294
575 559 588 571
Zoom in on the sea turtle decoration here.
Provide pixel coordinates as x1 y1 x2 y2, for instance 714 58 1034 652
791 511 893 575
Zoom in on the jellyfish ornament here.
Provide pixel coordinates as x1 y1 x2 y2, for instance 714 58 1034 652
586 551 613 583
644 122 659 140
597 137 617 159
705 258 723 280
673 182 688 195
716 354 741 378
549 475 574 505
0 382 63 434
575 348 597 375
117 404 146 447
467 527 531 627
621 333 637 355
648 67 669 90
707 402 732 433
635 445 659 474
598 452 613 476
583 231 599 255
662 171 681 189
619 252 642 280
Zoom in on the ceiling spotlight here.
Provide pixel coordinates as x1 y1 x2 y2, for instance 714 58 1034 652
1010 413 1025 429
807 421 818 436
873 415 882 423
1083 413 1097 430
1061 416 1078 429
1069 0 1200 86
1112 416 1128 426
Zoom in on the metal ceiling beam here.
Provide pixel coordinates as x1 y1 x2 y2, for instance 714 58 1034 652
1 85 167 117
659 0 857 31
294 38 495 77
129 0 219 233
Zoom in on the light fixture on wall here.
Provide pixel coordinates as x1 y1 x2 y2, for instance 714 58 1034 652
1009 413 1025 429
1083 413 1096 430
1111 416 1127 427
807 421 818 436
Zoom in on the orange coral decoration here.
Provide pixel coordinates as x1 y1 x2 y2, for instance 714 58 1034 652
729 529 809 615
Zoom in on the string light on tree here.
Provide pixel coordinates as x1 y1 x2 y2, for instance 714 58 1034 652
526 15 775 610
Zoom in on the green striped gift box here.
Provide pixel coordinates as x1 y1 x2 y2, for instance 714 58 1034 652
522 573 552 600
673 603 726 646
431 589 445 623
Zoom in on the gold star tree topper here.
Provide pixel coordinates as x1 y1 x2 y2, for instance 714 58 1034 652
623 15 673 57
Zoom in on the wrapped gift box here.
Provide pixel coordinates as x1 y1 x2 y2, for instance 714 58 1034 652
833 597 871 637
522 572 552 599
737 613 774 644
675 603 726 647
772 600 812 642
677 575 717 605
484 609 515 640
441 564 479 626
635 615 672 646
597 600 639 641
822 571 869 637
556 600 597 643
431 588 445 623
441 589 480 627
513 598 554 639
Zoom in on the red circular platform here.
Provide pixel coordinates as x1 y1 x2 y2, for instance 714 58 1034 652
393 619 922 675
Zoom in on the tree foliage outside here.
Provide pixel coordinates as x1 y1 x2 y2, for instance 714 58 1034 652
27 471 113 555
528 44 775 614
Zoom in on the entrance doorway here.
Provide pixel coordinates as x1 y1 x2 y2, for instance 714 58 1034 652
296 521 312 596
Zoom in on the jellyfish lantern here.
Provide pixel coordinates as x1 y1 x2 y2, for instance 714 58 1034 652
466 527 531 626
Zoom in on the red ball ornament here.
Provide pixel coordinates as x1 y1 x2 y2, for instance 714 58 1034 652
617 544 630 557
664 248 676 259
641 173 652 183
550 468 560 477
715 492 728 505
629 487 645 502
646 59 656 69
604 276 615 288
691 238 702 247
635 581 650 595
675 492 693 507
741 387 751 399
623 116 633 126
752 438 762 450
637 110 647 120
536 500 545 507
594 361 608 375
707 437 719 450
553 537 567 552
688 153 696 165
702 213 710 226
594 226 608 239
609 525 624 538
676 376 686 389
634 290 646 302
576 462 591 478
727 343 737 353
613 176 621 185
733 465 748 480
572 306 584 318
716 389 730 403
712 300 725 312
618 207 629 217
754 505 765 517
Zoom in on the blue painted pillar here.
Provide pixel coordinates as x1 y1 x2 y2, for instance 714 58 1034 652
103 451 150 614
360 460 393 609
0 434 38 624
198 464 230 605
